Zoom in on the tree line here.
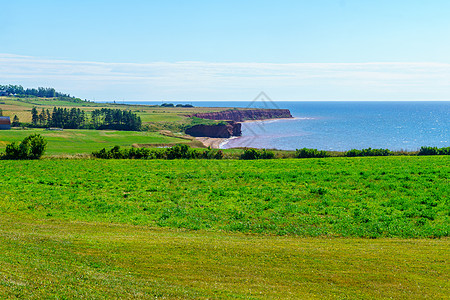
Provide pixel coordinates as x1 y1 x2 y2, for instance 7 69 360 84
28 107 142 131
0 84 72 98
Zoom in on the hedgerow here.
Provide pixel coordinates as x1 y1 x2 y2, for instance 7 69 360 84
345 148 393 157
295 148 330 158
92 144 224 160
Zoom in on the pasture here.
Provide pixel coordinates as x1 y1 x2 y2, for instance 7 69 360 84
1 146 449 298
0 129 198 155
1 156 448 237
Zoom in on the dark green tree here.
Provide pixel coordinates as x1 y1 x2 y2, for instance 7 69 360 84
12 115 20 126
39 108 46 125
3 134 47 159
31 107 39 125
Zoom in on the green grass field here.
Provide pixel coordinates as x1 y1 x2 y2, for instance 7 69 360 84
1 156 449 298
1 100 449 299
0 129 198 155
1 157 448 237
1 217 448 299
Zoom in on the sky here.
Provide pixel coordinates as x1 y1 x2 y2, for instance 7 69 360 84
1 0 450 101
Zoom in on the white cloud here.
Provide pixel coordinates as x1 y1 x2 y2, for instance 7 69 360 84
1 53 449 101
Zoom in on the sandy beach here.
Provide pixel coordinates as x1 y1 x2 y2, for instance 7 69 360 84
195 137 228 149
194 118 296 148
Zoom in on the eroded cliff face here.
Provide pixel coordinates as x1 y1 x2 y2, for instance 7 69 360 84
189 109 292 122
185 121 241 138
185 109 292 138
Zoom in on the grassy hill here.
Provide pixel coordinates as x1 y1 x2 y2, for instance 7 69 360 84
0 96 238 154
0 96 232 130
1 95 449 298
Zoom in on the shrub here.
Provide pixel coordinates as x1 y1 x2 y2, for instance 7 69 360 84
259 149 275 159
240 148 274 160
165 144 194 159
5 142 21 158
295 148 329 158
345 148 393 157
418 146 439 156
200 147 224 159
240 149 259 160
418 146 450 156
2 134 47 159
92 144 224 160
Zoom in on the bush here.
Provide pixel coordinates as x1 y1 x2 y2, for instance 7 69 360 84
259 149 275 159
5 142 21 158
418 146 450 156
165 144 194 159
2 134 47 159
240 148 274 160
199 147 224 159
345 148 393 157
295 148 329 158
92 144 224 160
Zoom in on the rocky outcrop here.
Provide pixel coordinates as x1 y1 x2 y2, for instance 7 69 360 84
189 109 292 122
185 121 241 138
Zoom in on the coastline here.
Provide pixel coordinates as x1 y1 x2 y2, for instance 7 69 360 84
240 117 298 123
194 137 228 149
194 117 297 149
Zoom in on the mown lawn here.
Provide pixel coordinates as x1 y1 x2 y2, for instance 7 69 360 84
1 156 448 238
0 217 448 299
0 129 194 155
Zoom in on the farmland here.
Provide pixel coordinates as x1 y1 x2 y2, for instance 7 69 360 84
1 157 448 237
1 95 449 298
0 128 200 156
0 96 233 128
0 156 449 298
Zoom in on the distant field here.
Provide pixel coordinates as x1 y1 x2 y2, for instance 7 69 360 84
0 129 196 155
1 156 448 238
0 96 234 126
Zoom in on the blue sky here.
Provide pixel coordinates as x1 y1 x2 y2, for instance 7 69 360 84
1 0 450 101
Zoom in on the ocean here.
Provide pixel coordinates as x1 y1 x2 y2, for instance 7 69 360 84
113 101 450 151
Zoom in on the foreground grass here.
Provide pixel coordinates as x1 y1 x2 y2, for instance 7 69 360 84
1 156 448 237
0 128 196 155
0 217 448 299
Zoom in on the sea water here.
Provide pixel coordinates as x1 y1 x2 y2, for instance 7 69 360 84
113 101 449 151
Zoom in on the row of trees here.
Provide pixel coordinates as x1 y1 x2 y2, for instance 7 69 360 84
30 107 142 131
0 85 72 98
92 108 142 131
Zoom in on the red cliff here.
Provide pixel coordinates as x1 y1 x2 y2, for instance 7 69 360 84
188 109 292 122
185 121 241 138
